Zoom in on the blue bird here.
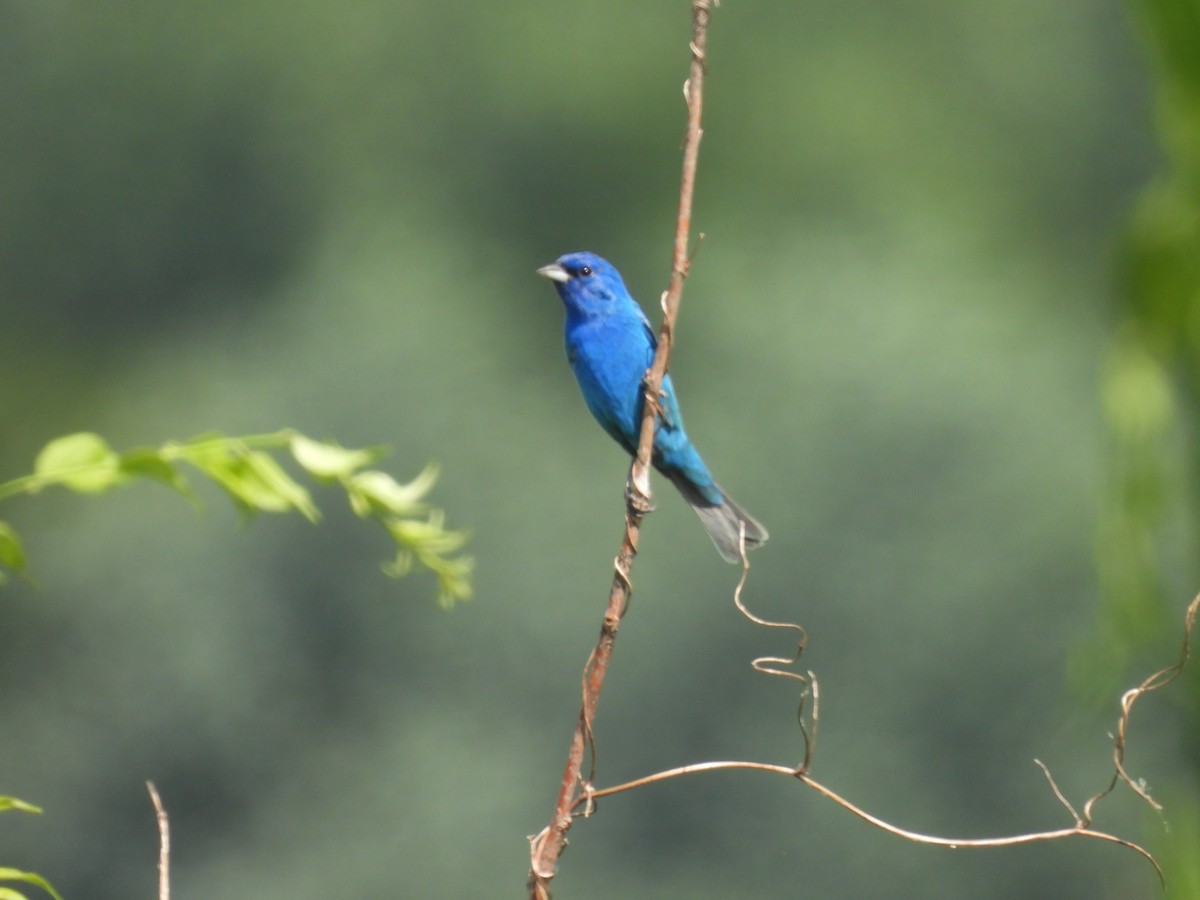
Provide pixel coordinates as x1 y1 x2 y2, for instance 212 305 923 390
538 251 768 562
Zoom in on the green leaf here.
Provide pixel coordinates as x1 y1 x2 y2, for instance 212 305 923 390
119 448 192 498
347 465 438 518
186 444 318 521
242 451 320 521
0 869 62 900
0 887 32 900
290 435 380 480
33 432 122 493
384 511 469 554
0 798 41 815
0 524 26 579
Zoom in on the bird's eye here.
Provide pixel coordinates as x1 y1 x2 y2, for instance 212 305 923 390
579 265 593 277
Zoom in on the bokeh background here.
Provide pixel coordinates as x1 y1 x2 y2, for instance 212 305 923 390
2 1 1198 898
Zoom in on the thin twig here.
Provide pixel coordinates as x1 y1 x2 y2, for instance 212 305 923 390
146 781 169 900
1034 759 1083 827
527 4 715 897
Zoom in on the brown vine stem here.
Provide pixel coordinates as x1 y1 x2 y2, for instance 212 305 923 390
569 592 1200 892
579 762 1163 884
526 3 714 897
1082 590 1200 824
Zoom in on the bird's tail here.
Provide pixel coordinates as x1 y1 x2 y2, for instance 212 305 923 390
664 471 769 564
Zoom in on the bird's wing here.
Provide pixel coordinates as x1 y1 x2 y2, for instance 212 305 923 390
657 373 685 432
640 312 657 352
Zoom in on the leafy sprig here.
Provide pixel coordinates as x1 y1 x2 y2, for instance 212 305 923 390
0 430 472 607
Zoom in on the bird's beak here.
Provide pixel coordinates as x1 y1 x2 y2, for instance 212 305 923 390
537 263 570 283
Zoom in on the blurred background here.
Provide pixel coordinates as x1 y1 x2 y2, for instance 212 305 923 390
2 1 1197 897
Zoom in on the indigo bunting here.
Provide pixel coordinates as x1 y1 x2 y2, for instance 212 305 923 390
538 251 768 562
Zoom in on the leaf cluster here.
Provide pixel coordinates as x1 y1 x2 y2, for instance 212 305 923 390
0 430 473 608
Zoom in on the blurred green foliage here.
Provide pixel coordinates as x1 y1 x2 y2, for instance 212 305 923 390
1093 0 1200 895
0 1 1192 898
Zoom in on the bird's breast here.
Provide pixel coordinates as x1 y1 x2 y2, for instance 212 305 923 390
565 316 653 445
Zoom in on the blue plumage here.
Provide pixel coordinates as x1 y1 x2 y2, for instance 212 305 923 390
538 251 768 562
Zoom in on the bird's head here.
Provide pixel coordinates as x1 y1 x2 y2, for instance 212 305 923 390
537 252 629 318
